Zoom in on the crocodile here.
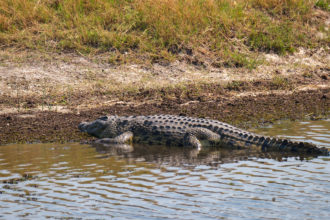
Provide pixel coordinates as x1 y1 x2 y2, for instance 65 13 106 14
78 115 329 155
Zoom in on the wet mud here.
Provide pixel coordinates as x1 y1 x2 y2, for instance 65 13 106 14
0 84 329 145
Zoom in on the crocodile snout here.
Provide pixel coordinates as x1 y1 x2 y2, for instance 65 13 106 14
78 122 88 132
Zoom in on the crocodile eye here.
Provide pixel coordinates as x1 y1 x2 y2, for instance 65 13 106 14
98 116 108 121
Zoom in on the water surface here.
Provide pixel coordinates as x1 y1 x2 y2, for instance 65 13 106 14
0 119 329 219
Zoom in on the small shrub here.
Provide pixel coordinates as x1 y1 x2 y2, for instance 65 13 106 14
226 52 260 69
226 81 244 91
271 76 289 89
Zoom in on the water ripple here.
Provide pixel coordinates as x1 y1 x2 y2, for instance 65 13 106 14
0 120 329 219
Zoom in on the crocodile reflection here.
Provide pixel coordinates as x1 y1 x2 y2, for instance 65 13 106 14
92 142 319 166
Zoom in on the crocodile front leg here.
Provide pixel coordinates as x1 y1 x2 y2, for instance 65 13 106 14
95 131 134 145
184 134 202 149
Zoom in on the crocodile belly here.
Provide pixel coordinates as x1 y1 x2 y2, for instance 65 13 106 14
133 129 185 146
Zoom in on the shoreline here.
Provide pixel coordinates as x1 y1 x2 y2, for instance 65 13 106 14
1 84 328 145
0 48 329 145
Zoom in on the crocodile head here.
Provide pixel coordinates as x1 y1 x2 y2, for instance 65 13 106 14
78 115 119 138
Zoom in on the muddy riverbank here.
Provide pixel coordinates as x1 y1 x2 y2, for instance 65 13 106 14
0 49 329 145
0 84 329 145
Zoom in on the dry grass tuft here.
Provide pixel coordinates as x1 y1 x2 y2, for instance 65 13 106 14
0 0 328 66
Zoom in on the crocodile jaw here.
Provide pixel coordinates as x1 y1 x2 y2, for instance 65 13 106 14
78 122 88 132
78 120 108 138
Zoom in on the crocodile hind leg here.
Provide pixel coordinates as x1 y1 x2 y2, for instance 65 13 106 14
183 128 221 148
95 131 134 145
190 128 221 146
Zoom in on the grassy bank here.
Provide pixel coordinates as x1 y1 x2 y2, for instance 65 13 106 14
0 0 329 67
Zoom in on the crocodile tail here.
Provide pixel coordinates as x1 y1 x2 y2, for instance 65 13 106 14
222 131 328 155
217 129 328 155
253 136 329 155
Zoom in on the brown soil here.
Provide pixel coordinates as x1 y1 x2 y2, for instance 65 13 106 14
0 84 329 145
0 49 329 145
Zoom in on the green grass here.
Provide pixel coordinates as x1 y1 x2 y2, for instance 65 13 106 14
271 75 290 89
0 0 328 67
316 0 329 11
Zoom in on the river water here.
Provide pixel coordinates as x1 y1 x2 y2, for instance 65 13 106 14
0 119 329 219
